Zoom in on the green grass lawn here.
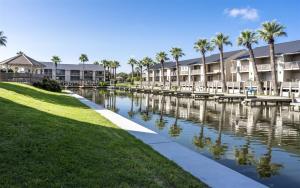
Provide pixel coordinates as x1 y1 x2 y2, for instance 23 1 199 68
0 82 206 187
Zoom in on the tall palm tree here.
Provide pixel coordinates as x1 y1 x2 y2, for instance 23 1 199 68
113 60 120 79
0 31 7 47
136 60 144 87
237 30 263 95
79 54 89 82
100 60 109 82
128 58 137 84
194 39 214 91
170 48 185 88
258 20 287 96
142 57 155 86
51 56 62 80
212 33 232 92
156 52 169 88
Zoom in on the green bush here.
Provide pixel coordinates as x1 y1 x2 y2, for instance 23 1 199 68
98 81 108 87
33 78 61 92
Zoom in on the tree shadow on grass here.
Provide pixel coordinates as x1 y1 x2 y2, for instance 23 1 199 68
0 82 87 108
0 96 205 188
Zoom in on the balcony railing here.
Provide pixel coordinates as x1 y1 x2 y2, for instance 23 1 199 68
240 65 249 72
191 69 201 75
206 70 220 74
284 61 300 70
257 64 271 71
180 70 189 75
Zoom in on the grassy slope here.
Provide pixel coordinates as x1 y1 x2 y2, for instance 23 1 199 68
0 82 206 187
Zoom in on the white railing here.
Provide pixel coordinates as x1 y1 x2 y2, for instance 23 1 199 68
257 64 271 71
180 70 189 75
191 69 201 75
284 61 300 70
240 65 249 72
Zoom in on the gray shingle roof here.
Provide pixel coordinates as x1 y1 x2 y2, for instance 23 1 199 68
151 50 244 69
236 40 300 59
0 54 46 67
40 61 104 71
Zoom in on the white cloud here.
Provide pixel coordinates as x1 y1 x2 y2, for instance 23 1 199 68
225 8 259 21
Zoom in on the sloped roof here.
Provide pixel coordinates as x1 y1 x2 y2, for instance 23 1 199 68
151 50 244 69
236 40 300 59
0 54 46 67
40 61 104 71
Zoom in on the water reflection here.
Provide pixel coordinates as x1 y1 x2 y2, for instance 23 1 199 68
72 88 300 187
169 98 182 137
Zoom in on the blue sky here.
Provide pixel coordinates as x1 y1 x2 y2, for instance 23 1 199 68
1 0 299 72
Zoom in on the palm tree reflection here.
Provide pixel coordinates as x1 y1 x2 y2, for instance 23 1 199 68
155 96 167 130
194 101 211 149
169 97 182 137
127 92 135 118
107 91 119 113
140 93 152 122
256 107 283 178
234 107 263 165
210 103 228 159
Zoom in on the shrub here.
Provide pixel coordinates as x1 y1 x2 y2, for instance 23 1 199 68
98 81 108 87
33 78 62 92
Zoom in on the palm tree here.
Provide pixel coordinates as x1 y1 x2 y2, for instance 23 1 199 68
156 52 169 88
258 20 287 96
93 61 99 65
237 30 263 95
194 39 214 91
100 60 109 82
0 31 7 47
212 33 232 92
128 58 137 84
112 61 120 79
170 48 185 88
142 57 155 86
136 60 144 87
51 56 62 80
79 54 89 82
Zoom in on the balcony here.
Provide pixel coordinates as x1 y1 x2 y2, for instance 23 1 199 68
191 69 201 75
180 70 189 75
171 71 177 76
206 70 220 74
284 61 300 70
240 65 249 72
257 64 271 72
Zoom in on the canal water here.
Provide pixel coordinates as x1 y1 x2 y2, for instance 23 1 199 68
72 89 300 188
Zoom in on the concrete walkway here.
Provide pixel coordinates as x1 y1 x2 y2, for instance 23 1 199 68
71 93 267 188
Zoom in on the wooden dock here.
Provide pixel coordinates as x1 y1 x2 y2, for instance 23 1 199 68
215 95 257 102
243 97 292 106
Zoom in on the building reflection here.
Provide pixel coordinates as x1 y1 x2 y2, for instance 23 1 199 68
92 90 300 179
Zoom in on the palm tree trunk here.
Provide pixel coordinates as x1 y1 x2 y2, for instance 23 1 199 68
202 52 207 90
176 59 180 87
161 62 165 88
147 66 150 86
131 65 134 83
103 66 106 82
248 45 263 94
140 66 143 87
219 50 226 92
269 42 278 95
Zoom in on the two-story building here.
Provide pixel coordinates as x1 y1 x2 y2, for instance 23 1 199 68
0 53 106 82
233 40 300 82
